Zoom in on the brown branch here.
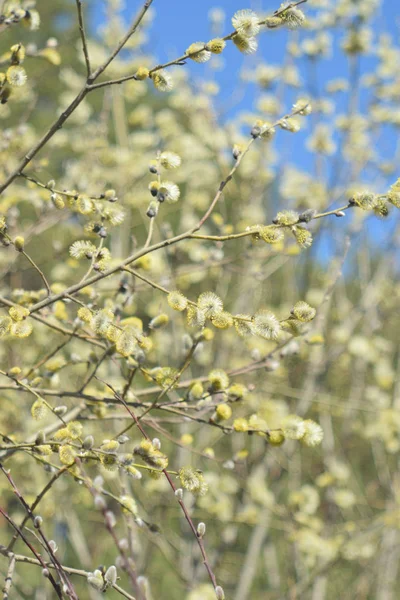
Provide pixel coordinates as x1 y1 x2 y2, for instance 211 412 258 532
75 459 144 600
75 0 91 76
0 0 154 196
0 545 136 600
0 465 79 599
87 0 308 91
20 251 51 296
23 106 314 317
0 508 63 599
101 382 219 590
89 0 154 82
2 552 15 600
0 295 106 348
7 465 71 553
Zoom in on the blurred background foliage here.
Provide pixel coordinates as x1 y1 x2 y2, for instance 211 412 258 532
1 1 400 599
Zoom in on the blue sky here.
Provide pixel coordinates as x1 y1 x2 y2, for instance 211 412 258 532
92 0 399 77
90 1 400 260
90 0 400 167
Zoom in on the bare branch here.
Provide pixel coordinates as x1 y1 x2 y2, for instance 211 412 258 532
75 0 91 76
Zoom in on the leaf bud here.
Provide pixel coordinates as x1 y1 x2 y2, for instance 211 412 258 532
175 488 183 500
51 193 65 209
207 38 226 54
268 430 285 446
157 188 167 203
87 571 104 591
105 510 116 528
34 515 43 528
35 431 46 445
298 209 317 223
146 200 159 218
251 124 261 138
83 435 94 450
104 189 117 201
264 16 283 28
10 43 26 65
14 236 25 251
8 366 21 375
148 181 160 197
264 358 280 371
135 66 150 80
118 538 129 550
232 144 242 160
149 313 169 329
149 160 158 174
105 565 117 586
94 495 107 510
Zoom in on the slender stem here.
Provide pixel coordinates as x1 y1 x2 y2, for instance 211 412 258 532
7 465 70 553
0 508 63 599
0 369 66 425
0 0 154 196
2 552 16 600
24 334 75 379
0 294 105 348
78 346 110 392
23 106 314 316
90 0 154 82
0 545 136 600
123 267 170 294
190 231 256 242
0 0 307 198
143 217 155 249
0 86 88 195
76 238 104 286
87 0 308 91
101 383 219 590
75 459 145 600
75 0 91 76
0 465 78 599
313 204 350 219
20 172 105 201
137 340 200 422
21 251 51 295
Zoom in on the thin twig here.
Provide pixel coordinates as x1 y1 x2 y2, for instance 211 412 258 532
143 217 155 249
20 251 51 296
0 0 154 195
75 459 144 600
0 545 136 600
75 0 91 76
2 552 15 600
0 465 79 599
7 465 70 553
0 295 106 349
99 382 219 590
87 0 308 91
23 106 329 317
0 509 63 599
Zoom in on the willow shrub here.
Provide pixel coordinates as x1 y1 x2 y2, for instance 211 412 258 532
0 1 400 599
